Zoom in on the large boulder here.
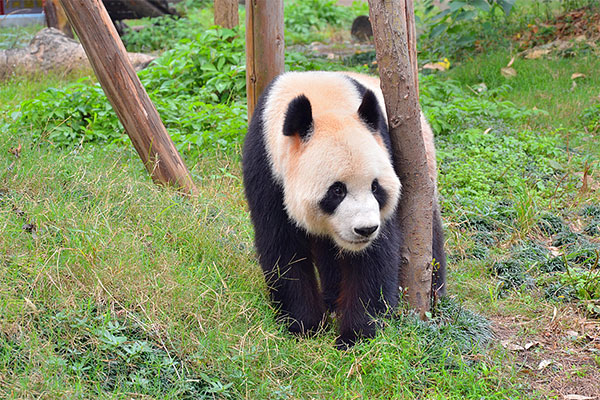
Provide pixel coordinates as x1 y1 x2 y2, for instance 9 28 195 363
0 28 155 80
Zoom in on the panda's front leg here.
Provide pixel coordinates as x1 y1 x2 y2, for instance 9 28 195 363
335 229 399 349
256 225 326 335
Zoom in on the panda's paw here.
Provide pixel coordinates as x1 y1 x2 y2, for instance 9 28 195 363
323 296 338 313
287 314 327 336
336 322 376 350
335 334 356 351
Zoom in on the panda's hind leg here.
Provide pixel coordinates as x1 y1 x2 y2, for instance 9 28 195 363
432 200 447 296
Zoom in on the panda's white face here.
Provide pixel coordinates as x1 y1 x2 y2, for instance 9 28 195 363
282 113 401 253
320 178 386 252
262 72 401 252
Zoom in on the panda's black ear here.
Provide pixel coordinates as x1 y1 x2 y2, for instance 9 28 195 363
357 89 381 132
283 95 313 140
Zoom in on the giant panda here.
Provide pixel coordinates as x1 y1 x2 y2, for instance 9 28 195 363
242 71 446 348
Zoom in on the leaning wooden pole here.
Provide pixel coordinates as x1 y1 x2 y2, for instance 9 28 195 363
367 0 434 318
59 0 197 195
214 0 239 28
245 0 284 118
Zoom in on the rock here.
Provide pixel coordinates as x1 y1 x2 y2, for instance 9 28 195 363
0 28 156 80
351 15 373 42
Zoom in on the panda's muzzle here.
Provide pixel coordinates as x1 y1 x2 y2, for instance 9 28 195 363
354 225 379 238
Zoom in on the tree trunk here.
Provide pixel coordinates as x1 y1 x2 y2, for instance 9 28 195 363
214 0 238 28
367 0 434 318
44 0 74 38
245 0 284 118
58 0 197 195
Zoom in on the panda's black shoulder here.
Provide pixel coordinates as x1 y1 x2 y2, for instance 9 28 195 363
242 77 279 190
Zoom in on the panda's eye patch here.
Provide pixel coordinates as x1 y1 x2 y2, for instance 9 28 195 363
371 179 379 193
319 181 347 215
371 178 388 209
331 181 346 197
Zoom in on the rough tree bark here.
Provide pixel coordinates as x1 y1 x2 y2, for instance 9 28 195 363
245 0 284 118
58 0 197 195
214 0 238 28
367 0 434 318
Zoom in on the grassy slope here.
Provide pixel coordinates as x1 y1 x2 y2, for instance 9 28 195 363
0 80 515 399
1 13 600 400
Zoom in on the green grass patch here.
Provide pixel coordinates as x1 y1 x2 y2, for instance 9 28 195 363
2 2 600 397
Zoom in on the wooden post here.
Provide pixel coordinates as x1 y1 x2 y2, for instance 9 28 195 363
214 0 238 28
367 0 434 318
58 0 197 195
245 0 284 118
44 0 74 38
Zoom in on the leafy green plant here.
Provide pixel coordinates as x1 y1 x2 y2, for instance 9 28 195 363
580 104 600 134
121 8 213 52
18 27 247 155
15 307 233 397
122 16 188 52
285 0 353 36
560 262 600 316
284 0 367 43
418 0 516 62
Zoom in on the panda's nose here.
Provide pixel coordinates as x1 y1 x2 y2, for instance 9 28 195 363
354 225 379 237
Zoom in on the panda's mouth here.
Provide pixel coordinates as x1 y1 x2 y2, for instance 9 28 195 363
348 239 370 245
333 232 374 252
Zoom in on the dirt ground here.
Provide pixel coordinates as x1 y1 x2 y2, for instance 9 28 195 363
493 308 600 398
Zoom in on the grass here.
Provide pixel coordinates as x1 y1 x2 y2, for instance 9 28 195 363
0 124 515 398
0 24 42 50
447 49 600 131
2 2 600 398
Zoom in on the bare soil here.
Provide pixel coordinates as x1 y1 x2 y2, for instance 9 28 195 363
492 308 600 399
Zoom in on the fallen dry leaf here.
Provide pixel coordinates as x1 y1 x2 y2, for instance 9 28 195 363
473 82 487 93
8 143 22 158
501 340 525 351
507 56 516 67
566 330 580 339
501 67 517 78
524 341 541 350
571 72 586 79
525 48 551 59
537 359 554 370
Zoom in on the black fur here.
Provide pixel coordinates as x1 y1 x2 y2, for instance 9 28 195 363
431 202 447 296
311 220 400 349
371 179 388 210
242 74 447 349
319 181 347 215
243 81 325 334
357 90 381 131
283 95 313 140
344 75 393 154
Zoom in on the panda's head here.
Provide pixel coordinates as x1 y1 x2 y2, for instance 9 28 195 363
278 87 401 252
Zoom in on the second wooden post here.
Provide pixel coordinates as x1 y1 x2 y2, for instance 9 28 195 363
245 0 285 118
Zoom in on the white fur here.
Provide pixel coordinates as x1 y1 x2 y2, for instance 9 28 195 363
261 71 408 251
